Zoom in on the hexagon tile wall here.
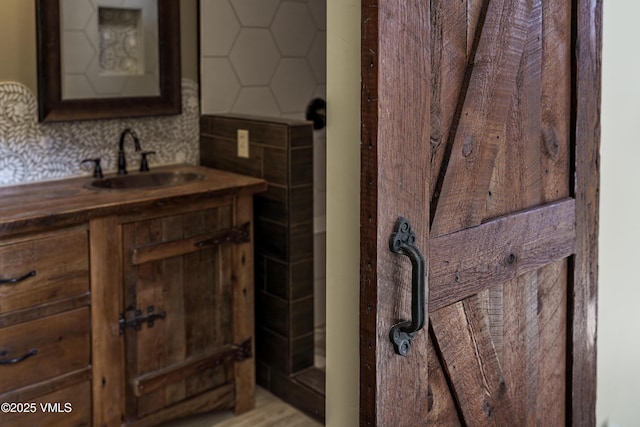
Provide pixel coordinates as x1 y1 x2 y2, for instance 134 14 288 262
200 0 326 118
0 79 199 186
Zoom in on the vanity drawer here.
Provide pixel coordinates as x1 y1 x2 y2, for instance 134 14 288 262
0 307 91 394
0 228 89 315
0 380 91 427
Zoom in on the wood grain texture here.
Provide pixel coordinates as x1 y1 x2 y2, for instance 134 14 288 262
486 0 542 218
480 1 569 423
0 379 91 427
541 0 572 203
129 385 235 427
535 2 572 421
132 344 239 397
122 204 242 422
232 195 256 414
0 308 90 394
570 0 602 425
430 0 533 237
430 0 471 201
429 199 575 312
0 368 91 403
361 0 599 423
91 216 126 427
536 259 568 424
0 227 89 314
428 1 534 424
431 299 514 425
131 225 241 265
360 0 431 425
133 217 168 417
426 335 463 426
0 165 266 238
503 270 539 426
162 214 188 406
0 166 265 427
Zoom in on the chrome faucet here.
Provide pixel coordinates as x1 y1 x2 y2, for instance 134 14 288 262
117 128 141 175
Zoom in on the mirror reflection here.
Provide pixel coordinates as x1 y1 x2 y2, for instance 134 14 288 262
60 0 160 100
36 0 181 122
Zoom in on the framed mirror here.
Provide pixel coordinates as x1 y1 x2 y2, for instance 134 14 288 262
36 0 181 122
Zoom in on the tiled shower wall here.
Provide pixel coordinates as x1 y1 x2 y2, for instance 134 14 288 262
0 79 199 186
200 0 327 328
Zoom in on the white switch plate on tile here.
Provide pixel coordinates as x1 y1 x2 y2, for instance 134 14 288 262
237 129 250 158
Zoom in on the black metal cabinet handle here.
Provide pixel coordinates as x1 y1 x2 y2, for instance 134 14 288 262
0 349 38 365
0 270 37 286
388 218 426 356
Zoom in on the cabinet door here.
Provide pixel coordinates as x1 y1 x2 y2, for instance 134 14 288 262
121 205 237 419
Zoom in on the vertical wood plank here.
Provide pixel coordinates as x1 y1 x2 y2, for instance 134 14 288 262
506 2 544 415
536 259 568 424
483 2 543 423
233 195 256 414
162 215 187 405
467 0 485 56
478 286 503 359
541 0 572 202
426 336 463 426
537 2 572 423
184 210 220 396
428 1 533 424
486 0 542 219
135 219 167 417
360 1 380 421
360 1 431 425
122 223 139 419
571 0 602 424
430 0 468 200
430 0 533 236
219 206 234 346
502 271 539 426
91 217 125 427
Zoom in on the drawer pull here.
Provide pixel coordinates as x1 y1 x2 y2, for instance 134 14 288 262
0 270 37 286
0 349 38 365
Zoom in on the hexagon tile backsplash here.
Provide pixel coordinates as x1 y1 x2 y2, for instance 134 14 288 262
0 79 199 187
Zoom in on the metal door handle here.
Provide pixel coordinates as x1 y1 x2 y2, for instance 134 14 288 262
389 217 426 356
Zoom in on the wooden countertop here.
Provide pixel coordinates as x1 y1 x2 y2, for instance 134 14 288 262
0 165 267 237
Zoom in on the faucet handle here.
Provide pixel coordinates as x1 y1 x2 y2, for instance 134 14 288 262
81 158 104 179
139 151 156 172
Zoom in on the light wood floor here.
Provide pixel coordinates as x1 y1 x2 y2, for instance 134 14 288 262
159 387 323 427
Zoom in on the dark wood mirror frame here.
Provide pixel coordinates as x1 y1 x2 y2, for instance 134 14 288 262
36 0 181 123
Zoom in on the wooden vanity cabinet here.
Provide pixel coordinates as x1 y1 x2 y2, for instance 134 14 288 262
121 198 252 423
0 226 93 427
94 194 258 427
0 166 264 427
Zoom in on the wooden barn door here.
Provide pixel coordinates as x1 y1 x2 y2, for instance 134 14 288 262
360 0 601 426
